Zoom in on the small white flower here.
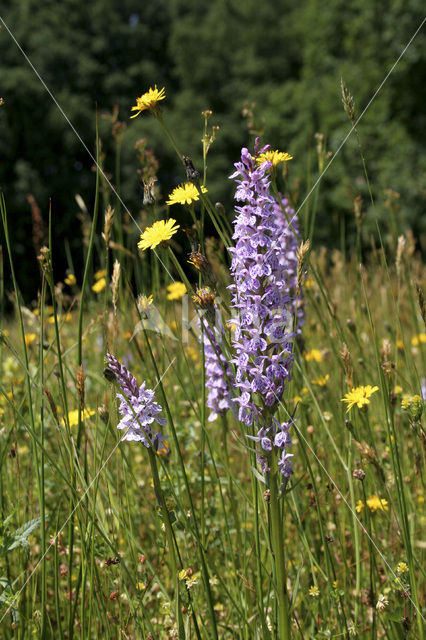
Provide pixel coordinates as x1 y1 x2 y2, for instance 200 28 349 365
376 594 389 612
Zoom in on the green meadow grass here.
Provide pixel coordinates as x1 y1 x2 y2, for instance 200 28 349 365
0 105 425 639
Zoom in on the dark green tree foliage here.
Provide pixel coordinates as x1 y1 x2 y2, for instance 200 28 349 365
0 0 424 297
0 0 172 293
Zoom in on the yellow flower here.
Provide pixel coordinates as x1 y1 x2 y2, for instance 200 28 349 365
293 395 303 404
167 281 187 301
187 347 200 362
123 331 132 341
92 277 106 293
138 219 179 251
308 585 320 597
305 349 323 362
411 332 426 347
130 85 166 118
366 494 389 513
179 569 189 581
256 150 293 167
396 339 404 350
397 562 409 574
355 500 364 513
393 385 403 395
94 269 107 280
401 394 411 409
311 374 330 387
332 580 340 589
341 385 379 412
64 273 76 286
48 315 56 324
166 182 207 206
66 408 96 427
24 333 37 347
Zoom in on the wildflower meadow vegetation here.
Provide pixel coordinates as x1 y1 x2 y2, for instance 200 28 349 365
0 82 425 640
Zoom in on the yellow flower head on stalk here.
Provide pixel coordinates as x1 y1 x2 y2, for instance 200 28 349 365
411 332 426 347
130 85 166 118
92 277 106 294
166 182 208 206
397 562 409 574
256 150 293 167
66 408 96 427
24 333 37 347
311 374 330 387
355 500 364 513
305 349 323 362
308 585 320 597
94 269 107 280
138 219 179 251
341 385 379 412
366 495 389 513
166 281 187 301
64 273 76 286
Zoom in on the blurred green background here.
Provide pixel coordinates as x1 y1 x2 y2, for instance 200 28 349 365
0 0 425 299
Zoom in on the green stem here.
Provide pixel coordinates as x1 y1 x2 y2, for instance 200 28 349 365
268 469 291 639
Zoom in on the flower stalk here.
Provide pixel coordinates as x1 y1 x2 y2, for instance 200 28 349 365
268 465 291 640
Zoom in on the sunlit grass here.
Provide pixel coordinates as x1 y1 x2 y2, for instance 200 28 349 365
0 98 425 639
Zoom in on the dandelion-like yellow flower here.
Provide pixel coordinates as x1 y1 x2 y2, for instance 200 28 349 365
305 349 323 362
138 219 179 251
137 294 153 314
66 408 96 427
166 281 187 301
92 277 106 293
24 333 37 347
64 273 76 286
256 150 293 167
411 332 426 347
366 494 389 513
48 312 72 324
341 385 379 412
311 374 330 387
355 500 364 513
130 85 166 118
94 268 107 280
308 585 320 597
166 182 207 206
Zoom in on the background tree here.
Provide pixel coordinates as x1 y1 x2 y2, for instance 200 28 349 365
0 0 424 299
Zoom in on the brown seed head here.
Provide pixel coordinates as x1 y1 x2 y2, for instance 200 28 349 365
76 365 86 410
